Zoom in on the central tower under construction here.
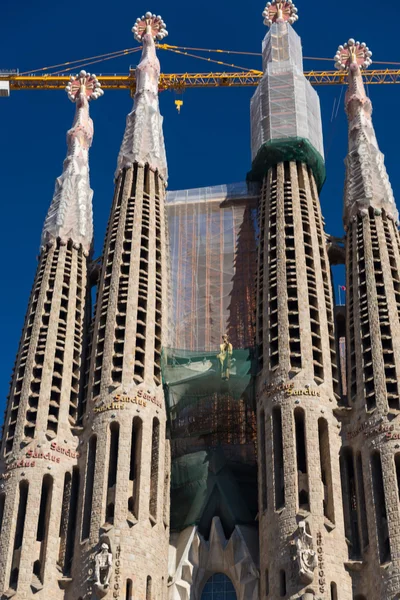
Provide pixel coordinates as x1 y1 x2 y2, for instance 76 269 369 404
250 3 351 598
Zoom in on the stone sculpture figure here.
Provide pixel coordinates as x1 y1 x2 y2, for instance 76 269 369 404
295 521 317 584
217 334 233 380
94 543 112 589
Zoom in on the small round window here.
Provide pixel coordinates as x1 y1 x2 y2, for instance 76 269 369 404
201 573 237 600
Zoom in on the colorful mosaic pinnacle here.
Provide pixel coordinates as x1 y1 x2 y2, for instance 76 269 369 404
65 70 103 102
334 39 373 70
262 0 298 26
132 12 168 42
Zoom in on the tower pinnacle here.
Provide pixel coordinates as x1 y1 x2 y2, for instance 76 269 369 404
250 0 324 189
335 39 398 223
41 71 103 255
132 12 168 42
262 0 298 26
116 12 168 181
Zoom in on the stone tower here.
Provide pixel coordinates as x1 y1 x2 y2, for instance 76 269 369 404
250 2 352 598
0 72 103 598
69 13 171 600
337 38 400 599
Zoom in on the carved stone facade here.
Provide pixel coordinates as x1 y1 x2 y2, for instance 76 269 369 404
168 518 259 600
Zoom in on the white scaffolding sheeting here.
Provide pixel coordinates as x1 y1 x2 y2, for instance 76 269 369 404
251 22 324 161
167 182 259 205
166 183 258 351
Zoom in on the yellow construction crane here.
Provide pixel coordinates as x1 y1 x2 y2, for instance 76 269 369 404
2 69 400 94
1 44 400 96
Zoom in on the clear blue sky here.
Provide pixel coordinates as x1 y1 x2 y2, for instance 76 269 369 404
0 0 398 419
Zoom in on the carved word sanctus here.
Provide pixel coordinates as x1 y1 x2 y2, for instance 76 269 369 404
257 381 321 401
50 441 80 458
347 422 400 441
26 449 61 462
94 390 162 414
5 444 80 472
6 458 37 471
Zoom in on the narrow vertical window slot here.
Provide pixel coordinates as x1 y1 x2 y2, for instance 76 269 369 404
146 575 152 600
149 418 160 522
356 453 369 550
272 407 285 510
0 493 5 537
318 418 335 524
59 469 71 571
260 409 268 511
35 474 53 584
340 448 361 558
395 453 400 500
279 570 286 597
294 408 309 511
126 578 133 599
10 480 29 589
106 422 120 524
330 582 338 600
82 435 97 540
128 417 142 517
64 466 79 575
265 569 269 596
371 451 391 563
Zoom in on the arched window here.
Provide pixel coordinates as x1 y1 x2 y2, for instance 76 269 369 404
0 493 5 536
149 418 160 522
82 434 96 540
201 573 237 600
106 421 120 524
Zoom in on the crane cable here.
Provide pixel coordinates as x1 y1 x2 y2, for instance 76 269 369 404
158 46 263 74
49 48 142 76
157 44 262 57
157 44 400 65
19 47 141 76
17 43 400 78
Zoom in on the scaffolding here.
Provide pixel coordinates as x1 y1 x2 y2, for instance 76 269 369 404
162 347 257 532
164 182 259 532
166 182 259 351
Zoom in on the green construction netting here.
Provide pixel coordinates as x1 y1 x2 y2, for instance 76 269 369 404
162 347 258 533
247 137 326 192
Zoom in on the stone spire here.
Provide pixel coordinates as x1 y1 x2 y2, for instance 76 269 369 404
41 71 103 255
339 39 400 598
0 72 102 597
116 12 168 181
70 14 171 599
335 39 398 224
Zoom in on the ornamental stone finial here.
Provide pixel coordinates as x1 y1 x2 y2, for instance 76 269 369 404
337 37 398 223
262 0 298 27
41 70 103 255
65 70 104 102
132 12 168 42
334 39 372 71
115 11 168 181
